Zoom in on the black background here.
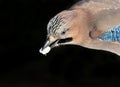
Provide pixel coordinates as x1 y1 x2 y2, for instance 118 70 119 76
0 0 120 87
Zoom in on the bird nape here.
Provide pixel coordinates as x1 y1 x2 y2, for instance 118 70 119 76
40 0 120 56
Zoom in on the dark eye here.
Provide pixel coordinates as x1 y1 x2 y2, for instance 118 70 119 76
61 28 70 35
61 31 66 35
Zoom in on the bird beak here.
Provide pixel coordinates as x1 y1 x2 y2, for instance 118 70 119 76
39 39 59 55
39 37 72 55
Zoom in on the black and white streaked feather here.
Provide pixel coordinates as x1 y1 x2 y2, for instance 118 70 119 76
47 12 73 38
47 15 66 37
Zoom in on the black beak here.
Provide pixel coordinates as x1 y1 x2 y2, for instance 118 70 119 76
42 39 60 49
39 39 60 55
39 37 72 55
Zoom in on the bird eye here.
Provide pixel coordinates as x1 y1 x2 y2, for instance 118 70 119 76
61 28 69 35
61 31 66 35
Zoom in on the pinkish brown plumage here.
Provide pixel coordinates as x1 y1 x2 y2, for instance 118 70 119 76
40 0 120 56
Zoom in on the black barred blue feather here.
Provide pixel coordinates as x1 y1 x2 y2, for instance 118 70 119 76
99 25 120 42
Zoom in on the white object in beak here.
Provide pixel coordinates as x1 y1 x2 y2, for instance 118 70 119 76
39 46 51 55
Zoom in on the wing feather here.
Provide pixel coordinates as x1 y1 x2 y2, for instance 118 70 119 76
99 25 120 42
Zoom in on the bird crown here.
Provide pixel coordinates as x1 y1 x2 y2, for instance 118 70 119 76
47 11 76 37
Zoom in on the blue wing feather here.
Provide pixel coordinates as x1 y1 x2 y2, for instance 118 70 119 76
99 25 120 42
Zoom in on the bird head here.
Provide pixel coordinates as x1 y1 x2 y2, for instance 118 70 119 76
40 9 91 55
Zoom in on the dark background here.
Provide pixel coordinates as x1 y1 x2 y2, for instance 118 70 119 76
0 0 120 87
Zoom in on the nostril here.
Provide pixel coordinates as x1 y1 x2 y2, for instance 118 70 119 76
58 37 73 43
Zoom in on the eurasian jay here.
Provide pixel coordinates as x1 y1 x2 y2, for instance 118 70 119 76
40 0 120 56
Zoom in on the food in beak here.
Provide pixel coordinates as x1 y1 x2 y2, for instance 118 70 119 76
39 46 51 55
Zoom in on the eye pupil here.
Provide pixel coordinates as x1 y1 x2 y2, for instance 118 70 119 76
61 31 66 35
